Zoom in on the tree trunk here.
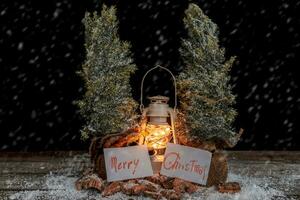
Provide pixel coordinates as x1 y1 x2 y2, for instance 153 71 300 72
206 151 228 186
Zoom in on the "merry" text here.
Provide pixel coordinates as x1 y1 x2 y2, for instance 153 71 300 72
110 156 139 175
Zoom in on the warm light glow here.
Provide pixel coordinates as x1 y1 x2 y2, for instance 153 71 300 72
144 124 172 149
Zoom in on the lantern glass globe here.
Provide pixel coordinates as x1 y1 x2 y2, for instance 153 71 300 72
144 124 172 149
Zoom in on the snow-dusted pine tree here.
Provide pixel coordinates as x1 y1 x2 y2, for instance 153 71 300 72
78 5 138 139
177 3 240 147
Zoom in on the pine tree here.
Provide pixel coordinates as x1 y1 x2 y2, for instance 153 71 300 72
177 3 240 147
78 5 138 139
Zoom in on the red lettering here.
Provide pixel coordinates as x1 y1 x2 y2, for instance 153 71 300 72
111 156 117 173
132 159 139 175
110 156 140 175
163 152 180 170
163 153 207 179
185 163 190 171
190 160 197 172
118 162 122 170
127 160 133 169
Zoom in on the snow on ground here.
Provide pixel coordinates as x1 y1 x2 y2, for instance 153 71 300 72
8 171 293 200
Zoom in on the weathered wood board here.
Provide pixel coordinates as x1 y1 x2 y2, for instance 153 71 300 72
0 151 299 200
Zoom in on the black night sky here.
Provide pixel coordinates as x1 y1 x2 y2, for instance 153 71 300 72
0 0 299 151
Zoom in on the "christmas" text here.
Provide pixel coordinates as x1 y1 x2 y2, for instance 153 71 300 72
163 152 206 180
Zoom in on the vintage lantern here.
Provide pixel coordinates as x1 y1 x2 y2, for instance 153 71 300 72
138 66 177 171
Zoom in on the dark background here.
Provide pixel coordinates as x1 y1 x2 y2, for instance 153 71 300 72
0 0 299 151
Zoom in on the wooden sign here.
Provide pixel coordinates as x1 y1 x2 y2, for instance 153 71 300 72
104 145 153 182
160 143 212 185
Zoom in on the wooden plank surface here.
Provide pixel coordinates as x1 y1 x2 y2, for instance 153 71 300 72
0 151 299 200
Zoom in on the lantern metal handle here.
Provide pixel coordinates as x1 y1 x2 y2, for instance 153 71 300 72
140 65 177 113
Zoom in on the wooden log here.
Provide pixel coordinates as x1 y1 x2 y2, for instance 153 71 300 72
95 154 106 179
206 151 228 187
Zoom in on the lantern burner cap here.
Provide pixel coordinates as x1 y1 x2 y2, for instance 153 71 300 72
148 96 169 104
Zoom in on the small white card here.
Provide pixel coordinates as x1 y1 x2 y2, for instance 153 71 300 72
160 143 212 185
104 145 153 182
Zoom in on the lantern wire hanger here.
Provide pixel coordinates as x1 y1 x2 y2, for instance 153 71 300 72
139 65 178 148
140 65 177 113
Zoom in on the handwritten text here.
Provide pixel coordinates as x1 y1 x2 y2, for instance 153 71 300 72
163 152 206 179
110 156 139 175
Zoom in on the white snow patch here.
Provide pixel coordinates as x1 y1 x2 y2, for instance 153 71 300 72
186 173 287 200
9 175 90 200
8 171 293 200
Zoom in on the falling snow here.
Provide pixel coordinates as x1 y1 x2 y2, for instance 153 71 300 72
0 1 299 150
